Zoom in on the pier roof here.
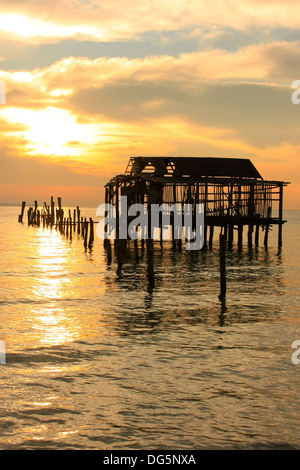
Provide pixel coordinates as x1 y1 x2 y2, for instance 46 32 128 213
126 156 263 180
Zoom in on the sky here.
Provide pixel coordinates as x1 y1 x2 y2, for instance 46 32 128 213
0 0 299 208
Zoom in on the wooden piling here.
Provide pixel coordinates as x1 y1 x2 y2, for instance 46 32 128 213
106 239 112 264
247 224 253 247
77 206 80 234
146 201 155 286
208 225 214 248
219 232 226 297
255 224 259 247
264 225 269 247
238 224 243 248
264 207 271 247
228 224 234 247
50 196 55 226
70 217 72 241
88 218 94 248
84 219 88 248
27 207 32 226
18 201 26 223
278 183 283 249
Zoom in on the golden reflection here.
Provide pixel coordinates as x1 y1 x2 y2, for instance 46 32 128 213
30 229 80 346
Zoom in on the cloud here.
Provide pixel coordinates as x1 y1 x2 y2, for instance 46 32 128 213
1 4 299 207
2 0 300 44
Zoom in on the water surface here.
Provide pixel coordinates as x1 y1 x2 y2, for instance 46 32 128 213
0 206 299 449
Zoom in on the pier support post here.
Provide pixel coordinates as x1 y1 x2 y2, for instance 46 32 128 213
255 224 260 247
208 225 214 248
238 224 243 248
18 201 26 223
247 224 253 247
219 232 226 298
278 183 283 249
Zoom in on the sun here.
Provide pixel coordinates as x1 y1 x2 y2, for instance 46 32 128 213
0 106 101 157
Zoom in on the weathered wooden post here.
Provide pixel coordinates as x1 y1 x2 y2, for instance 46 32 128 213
228 224 234 248
146 200 155 286
264 206 271 247
209 225 214 248
219 231 226 297
238 224 243 248
247 224 253 247
50 196 55 226
104 187 109 248
77 206 80 234
88 218 94 248
84 219 88 249
278 183 283 249
18 201 26 223
255 224 260 247
27 207 32 226
33 200 38 225
106 239 112 264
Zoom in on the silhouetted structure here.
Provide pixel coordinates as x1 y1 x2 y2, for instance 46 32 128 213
105 156 289 250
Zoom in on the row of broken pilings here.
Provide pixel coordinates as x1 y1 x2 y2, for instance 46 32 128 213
18 198 227 298
18 197 95 250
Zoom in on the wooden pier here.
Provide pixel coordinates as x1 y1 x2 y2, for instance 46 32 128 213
103 156 290 293
18 156 290 297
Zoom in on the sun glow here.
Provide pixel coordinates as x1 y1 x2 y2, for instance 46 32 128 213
0 13 104 40
0 106 101 157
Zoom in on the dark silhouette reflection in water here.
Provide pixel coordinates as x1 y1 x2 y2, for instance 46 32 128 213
101 240 285 336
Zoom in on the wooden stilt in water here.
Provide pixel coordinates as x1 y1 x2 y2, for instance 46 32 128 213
50 196 54 226
238 224 243 248
27 207 32 226
219 231 226 298
84 219 88 248
247 224 253 247
106 239 112 264
77 206 80 234
18 201 26 223
88 218 94 248
228 224 234 248
278 183 283 249
255 224 259 247
264 207 271 247
147 198 154 285
208 225 214 248
264 225 269 247
69 217 72 241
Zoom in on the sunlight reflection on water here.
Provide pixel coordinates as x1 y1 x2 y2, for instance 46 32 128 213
0 206 299 449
